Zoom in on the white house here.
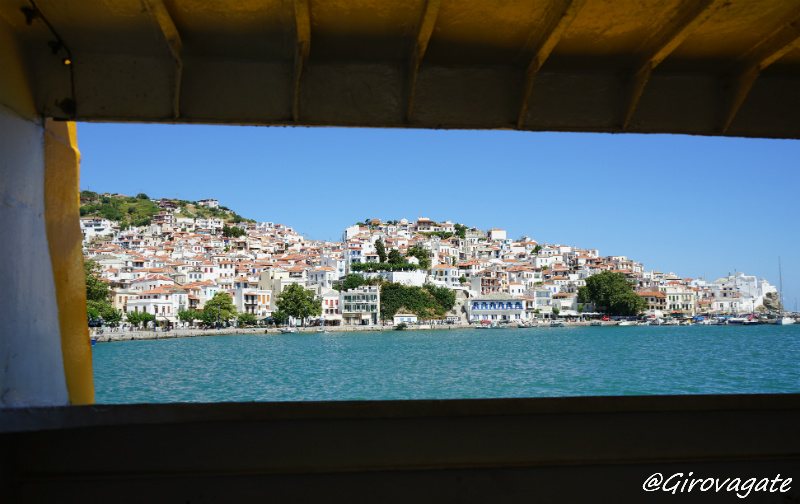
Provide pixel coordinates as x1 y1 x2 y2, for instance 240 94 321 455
197 198 219 209
319 287 342 325
130 274 175 292
80 217 115 242
320 254 345 280
487 228 506 242
393 313 418 325
308 266 337 289
126 287 184 325
431 264 460 288
230 278 271 318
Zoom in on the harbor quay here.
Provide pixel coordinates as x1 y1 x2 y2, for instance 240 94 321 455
90 318 787 343
91 320 624 342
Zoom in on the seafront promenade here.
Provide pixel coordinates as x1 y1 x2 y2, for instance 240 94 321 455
91 321 619 342
93 323 467 342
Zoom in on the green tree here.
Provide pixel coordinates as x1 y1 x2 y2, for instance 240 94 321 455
578 271 647 316
335 273 366 292
202 291 238 326
238 312 257 326
271 309 289 326
388 248 404 265
222 225 246 238
407 245 431 269
375 238 387 263
85 259 110 303
275 283 322 326
458 276 468 284
552 307 560 317
125 310 141 326
84 259 122 323
98 303 122 324
136 193 149 200
126 311 155 328
454 223 467 239
350 262 419 273
532 245 542 254
380 282 455 320
423 284 456 313
178 309 197 326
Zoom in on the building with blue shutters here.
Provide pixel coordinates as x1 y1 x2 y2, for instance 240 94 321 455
467 292 525 323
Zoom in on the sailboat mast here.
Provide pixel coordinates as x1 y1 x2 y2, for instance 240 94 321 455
779 256 783 314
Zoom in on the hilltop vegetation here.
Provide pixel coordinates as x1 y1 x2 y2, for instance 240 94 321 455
79 191 254 230
381 282 456 319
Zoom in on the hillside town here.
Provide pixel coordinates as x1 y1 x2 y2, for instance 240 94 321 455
82 195 781 329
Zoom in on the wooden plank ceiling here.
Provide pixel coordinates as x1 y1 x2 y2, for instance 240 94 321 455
2 0 800 138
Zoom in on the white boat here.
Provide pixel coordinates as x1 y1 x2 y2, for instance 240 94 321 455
279 327 298 334
316 328 329 333
589 321 603 327
618 321 634 326
777 317 795 325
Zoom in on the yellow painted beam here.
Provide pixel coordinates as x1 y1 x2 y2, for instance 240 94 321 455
517 0 586 129
406 0 441 122
44 119 94 405
623 0 727 130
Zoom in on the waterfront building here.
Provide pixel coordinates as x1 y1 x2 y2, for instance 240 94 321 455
531 287 554 312
318 288 342 325
230 280 271 318
467 292 525 323
126 287 188 326
662 283 698 316
111 287 138 315
393 313 418 325
552 293 579 315
637 290 667 313
258 268 307 311
340 286 380 325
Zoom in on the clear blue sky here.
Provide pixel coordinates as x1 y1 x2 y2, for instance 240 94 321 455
77 122 800 310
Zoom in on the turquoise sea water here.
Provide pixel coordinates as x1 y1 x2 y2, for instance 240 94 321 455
93 325 800 404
